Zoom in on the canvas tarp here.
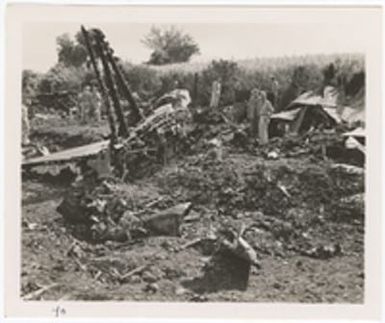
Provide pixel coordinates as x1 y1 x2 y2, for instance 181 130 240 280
271 108 301 121
323 107 342 124
286 90 338 110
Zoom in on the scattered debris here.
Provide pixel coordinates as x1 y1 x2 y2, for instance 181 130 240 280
23 283 59 301
276 182 291 199
21 27 365 302
331 163 364 175
143 202 192 236
144 282 159 294
302 243 343 259
218 226 260 268
266 150 279 160
119 265 147 282
338 193 365 218
342 127 365 151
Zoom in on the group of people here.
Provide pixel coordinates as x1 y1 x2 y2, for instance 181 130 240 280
77 84 102 124
247 88 275 145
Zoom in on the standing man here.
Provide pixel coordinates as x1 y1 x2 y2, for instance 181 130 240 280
210 79 222 109
91 85 102 122
257 91 275 145
247 88 261 139
270 76 280 108
78 84 93 124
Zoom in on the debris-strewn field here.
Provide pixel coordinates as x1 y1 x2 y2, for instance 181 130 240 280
21 113 364 302
21 26 366 303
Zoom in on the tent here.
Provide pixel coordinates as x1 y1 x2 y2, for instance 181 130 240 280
270 90 339 135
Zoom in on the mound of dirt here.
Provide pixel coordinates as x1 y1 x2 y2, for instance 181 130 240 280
157 152 364 220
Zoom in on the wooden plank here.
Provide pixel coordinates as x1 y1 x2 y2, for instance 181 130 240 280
22 140 110 167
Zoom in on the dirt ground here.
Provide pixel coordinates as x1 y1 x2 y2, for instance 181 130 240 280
21 119 364 303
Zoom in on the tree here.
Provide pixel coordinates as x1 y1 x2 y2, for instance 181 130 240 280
56 33 88 67
142 26 200 65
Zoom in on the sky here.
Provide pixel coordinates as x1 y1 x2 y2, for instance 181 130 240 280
23 22 368 73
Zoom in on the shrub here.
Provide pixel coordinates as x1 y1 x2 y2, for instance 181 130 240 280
38 63 94 93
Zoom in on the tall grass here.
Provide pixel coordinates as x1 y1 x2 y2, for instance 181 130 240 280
148 53 364 75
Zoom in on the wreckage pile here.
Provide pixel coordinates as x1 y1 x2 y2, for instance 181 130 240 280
55 131 364 292
53 85 363 295
24 116 365 300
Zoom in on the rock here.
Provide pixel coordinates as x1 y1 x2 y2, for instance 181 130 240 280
175 287 188 296
23 221 38 230
86 149 112 178
304 243 343 259
331 163 364 175
57 193 88 224
106 198 128 223
119 211 143 232
267 150 279 160
184 210 200 222
142 271 158 283
154 254 167 261
190 294 208 302
67 244 84 258
163 265 185 279
160 240 172 250
358 272 364 279
128 275 142 284
273 282 282 289
249 211 264 220
86 198 107 213
143 202 192 236
220 230 261 268
339 193 364 217
150 266 164 280
144 282 159 293
103 226 130 242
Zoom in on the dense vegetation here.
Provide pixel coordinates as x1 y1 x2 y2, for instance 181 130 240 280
22 29 364 112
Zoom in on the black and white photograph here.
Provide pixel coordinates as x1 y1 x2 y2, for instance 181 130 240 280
3 3 383 320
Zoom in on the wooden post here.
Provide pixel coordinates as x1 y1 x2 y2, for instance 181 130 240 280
105 49 143 125
93 29 129 137
81 26 117 143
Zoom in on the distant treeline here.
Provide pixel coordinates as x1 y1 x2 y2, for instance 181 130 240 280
22 53 365 112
